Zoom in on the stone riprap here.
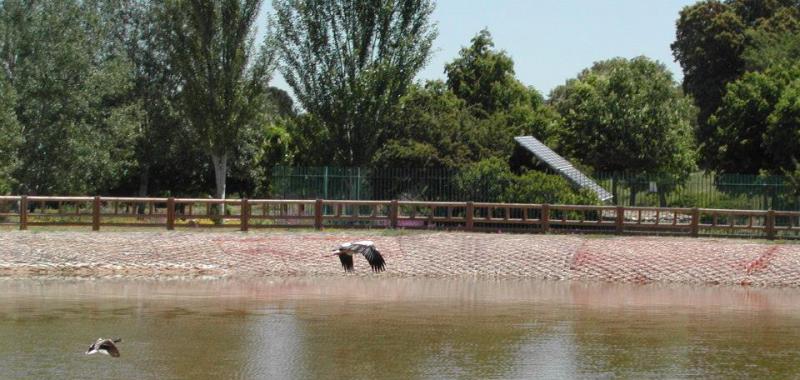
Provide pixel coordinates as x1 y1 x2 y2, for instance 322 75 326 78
0 231 798 287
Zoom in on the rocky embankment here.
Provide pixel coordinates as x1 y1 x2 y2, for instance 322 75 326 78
0 231 798 287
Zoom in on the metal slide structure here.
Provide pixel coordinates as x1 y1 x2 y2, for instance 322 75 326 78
514 136 614 202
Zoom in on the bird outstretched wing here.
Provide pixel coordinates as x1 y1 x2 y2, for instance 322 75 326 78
86 338 120 357
338 253 354 272
99 340 120 357
352 242 385 272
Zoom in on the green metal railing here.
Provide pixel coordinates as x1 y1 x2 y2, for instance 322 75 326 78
269 166 800 211
592 172 794 210
270 166 464 201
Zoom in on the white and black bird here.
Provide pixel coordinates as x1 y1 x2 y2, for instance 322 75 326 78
332 241 386 273
85 338 122 358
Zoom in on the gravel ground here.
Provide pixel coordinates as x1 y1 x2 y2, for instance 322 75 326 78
1 230 799 287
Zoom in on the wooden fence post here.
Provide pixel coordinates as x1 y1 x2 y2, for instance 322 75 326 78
240 198 249 232
690 207 700 237
615 206 624 235
314 199 323 230
390 200 398 229
19 195 28 231
766 209 776 240
92 196 101 231
541 204 550 234
166 197 175 231
466 201 474 231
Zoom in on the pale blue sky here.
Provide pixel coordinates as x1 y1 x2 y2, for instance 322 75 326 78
257 0 698 98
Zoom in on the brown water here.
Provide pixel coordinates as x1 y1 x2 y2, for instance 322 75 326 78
1 277 799 379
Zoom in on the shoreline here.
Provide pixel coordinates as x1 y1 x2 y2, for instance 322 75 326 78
1 230 799 287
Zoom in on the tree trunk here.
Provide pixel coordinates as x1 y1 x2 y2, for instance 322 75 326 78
611 177 618 205
629 186 637 206
659 189 667 207
211 153 228 225
137 165 149 215
138 165 150 197
211 153 227 199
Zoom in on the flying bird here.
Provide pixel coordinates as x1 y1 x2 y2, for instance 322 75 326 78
332 241 385 273
86 338 122 358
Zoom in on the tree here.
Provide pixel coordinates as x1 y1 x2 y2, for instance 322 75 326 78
227 87 295 197
444 30 558 159
672 0 800 168
285 114 334 166
693 2 800 176
236 86 296 194
166 0 276 199
550 56 697 205
0 71 20 194
742 6 800 71
371 29 561 192
446 29 527 116
372 80 475 170
270 0 437 166
109 1 203 198
0 0 141 195
231 86 296 196
764 77 800 172
671 1 745 166
707 68 791 174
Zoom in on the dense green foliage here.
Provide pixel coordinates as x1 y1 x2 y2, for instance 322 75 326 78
672 0 800 170
372 81 475 170
444 30 558 157
708 67 791 174
1 0 799 208
270 0 437 166
453 157 597 205
550 57 697 204
0 71 20 193
166 0 276 198
117 1 200 197
0 0 290 198
1 1 141 195
373 31 559 171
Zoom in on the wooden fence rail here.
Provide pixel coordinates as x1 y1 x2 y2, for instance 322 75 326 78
0 196 797 240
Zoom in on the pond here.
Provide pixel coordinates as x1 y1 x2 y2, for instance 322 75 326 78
1 277 799 379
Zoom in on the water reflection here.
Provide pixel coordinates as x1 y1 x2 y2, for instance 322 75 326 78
0 277 799 379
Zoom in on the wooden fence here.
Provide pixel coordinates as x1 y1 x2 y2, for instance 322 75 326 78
1 196 799 240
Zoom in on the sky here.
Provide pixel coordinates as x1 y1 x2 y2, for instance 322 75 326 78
257 0 698 98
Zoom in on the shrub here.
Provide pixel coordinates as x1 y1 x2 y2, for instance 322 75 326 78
502 170 598 205
454 158 598 204
453 158 516 201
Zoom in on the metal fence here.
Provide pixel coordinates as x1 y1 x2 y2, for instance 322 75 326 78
269 166 800 211
593 172 795 210
270 166 465 201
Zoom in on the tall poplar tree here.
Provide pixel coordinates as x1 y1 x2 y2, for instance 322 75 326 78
166 0 275 199
271 0 437 166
